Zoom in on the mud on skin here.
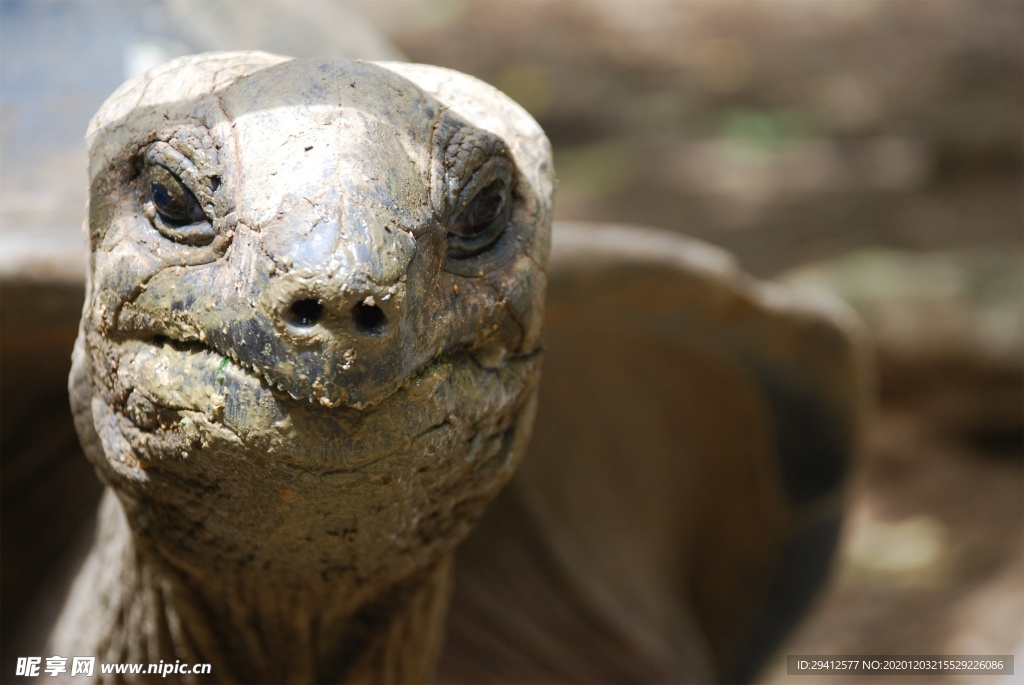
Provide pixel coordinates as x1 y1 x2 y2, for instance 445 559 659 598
51 52 554 682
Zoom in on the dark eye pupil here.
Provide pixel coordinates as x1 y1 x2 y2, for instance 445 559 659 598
151 183 172 208
145 168 202 224
447 170 513 259
467 183 506 232
478 192 503 223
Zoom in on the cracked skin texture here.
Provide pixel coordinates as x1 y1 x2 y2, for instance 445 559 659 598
53 52 553 682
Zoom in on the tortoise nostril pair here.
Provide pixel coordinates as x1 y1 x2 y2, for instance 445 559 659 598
286 297 388 334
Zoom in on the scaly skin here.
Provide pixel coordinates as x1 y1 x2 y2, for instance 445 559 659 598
51 52 553 683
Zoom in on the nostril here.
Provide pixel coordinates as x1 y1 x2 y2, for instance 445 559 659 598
288 299 323 327
352 298 387 334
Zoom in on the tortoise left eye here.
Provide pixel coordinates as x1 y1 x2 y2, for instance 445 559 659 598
447 159 514 260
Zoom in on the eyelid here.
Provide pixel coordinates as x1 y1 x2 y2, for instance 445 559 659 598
143 142 215 210
441 128 510 214
141 142 217 246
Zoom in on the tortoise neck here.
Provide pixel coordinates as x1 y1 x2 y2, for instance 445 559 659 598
49 491 453 683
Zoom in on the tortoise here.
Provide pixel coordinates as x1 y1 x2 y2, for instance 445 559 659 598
0 52 868 684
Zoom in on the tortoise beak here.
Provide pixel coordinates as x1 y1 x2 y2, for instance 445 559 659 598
119 213 440 410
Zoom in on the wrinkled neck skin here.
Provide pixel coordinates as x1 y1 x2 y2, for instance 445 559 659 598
49 492 452 684
49 331 542 684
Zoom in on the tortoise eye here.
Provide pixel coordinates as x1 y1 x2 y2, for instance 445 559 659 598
144 166 205 225
461 180 508 235
447 158 514 259
142 164 215 245
449 178 510 257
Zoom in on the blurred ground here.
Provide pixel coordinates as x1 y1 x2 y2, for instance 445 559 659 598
775 250 1023 683
2 1 1021 682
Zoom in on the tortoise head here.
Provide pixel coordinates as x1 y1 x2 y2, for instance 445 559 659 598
72 53 552 590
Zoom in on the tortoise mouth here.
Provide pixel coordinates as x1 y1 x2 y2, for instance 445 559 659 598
94 330 543 476
114 304 455 408
145 333 330 406
129 330 541 410
111 331 541 421
121 333 395 415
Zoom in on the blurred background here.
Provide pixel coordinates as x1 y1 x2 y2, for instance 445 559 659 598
2 1 1021 683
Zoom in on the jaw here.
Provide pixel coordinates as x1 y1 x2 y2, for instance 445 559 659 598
78 327 543 588
88 331 542 467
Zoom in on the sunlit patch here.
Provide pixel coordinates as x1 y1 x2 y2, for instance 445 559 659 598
844 510 947 577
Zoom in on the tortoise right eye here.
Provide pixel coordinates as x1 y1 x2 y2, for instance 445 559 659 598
141 164 215 246
144 166 205 225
